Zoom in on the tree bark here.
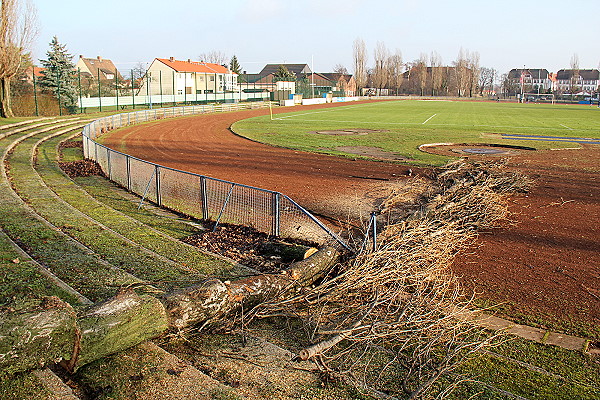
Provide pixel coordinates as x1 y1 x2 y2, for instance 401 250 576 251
0 77 14 118
0 297 77 376
68 289 169 371
1 246 342 375
164 246 341 330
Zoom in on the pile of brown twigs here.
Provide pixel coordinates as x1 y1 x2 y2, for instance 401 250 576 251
251 159 533 399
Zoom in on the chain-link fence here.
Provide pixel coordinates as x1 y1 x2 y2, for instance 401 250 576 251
82 103 350 249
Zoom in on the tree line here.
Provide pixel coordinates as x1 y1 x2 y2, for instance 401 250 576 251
351 38 497 97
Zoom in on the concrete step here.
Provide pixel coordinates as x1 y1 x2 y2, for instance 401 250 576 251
69 341 237 400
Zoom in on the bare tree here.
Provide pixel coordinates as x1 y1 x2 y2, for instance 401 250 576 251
453 48 469 97
430 51 443 96
352 37 368 95
501 72 518 97
415 53 428 96
372 41 390 93
199 50 227 65
387 50 404 95
466 50 480 97
570 53 580 94
333 64 348 75
0 0 37 118
479 67 497 96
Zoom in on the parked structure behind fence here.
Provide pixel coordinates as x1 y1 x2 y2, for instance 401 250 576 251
82 102 349 249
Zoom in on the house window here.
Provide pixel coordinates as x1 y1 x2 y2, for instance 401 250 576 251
177 89 183 95
210 75 215 82
199 75 204 81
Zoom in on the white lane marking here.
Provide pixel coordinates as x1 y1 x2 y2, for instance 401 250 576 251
422 113 437 124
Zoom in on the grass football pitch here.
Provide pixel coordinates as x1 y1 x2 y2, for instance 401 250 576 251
232 100 600 165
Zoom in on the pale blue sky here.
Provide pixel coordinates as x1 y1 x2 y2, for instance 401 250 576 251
33 0 600 76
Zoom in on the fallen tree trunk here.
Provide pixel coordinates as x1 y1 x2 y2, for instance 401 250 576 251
66 289 168 371
1 246 342 375
164 246 341 329
0 297 77 377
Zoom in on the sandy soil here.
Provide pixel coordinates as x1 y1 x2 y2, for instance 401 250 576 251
102 103 599 337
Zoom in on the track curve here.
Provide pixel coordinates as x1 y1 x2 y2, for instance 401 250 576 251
101 102 418 219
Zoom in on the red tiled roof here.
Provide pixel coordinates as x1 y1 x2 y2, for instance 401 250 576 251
156 58 232 74
33 67 45 77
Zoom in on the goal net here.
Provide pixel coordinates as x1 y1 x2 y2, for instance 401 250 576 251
522 93 555 104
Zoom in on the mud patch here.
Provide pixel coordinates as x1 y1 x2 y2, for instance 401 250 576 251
311 129 388 136
335 146 412 161
420 143 535 157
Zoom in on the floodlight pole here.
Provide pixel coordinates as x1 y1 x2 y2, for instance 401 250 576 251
311 55 314 99
521 65 525 103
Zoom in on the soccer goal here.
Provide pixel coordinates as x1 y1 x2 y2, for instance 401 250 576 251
523 93 555 104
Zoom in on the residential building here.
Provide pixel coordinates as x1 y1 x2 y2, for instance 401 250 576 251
507 69 552 93
257 64 313 79
140 57 238 96
318 73 357 96
554 69 600 93
75 56 124 82
23 66 45 84
242 64 356 96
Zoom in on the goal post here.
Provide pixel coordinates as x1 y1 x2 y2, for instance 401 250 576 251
523 93 555 104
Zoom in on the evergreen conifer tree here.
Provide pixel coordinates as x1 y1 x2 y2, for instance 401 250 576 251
39 36 78 113
229 55 241 75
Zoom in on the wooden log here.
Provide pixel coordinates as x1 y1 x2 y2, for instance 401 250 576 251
1 246 342 375
0 297 77 377
164 246 342 329
67 289 168 371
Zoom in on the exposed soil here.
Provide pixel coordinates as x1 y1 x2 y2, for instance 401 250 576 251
421 142 536 157
100 101 418 221
102 103 600 338
450 145 600 337
182 223 318 273
334 145 414 161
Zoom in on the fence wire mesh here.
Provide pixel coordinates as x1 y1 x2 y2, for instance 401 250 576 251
82 103 349 249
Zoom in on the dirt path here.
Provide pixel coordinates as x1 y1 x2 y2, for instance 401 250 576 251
102 104 599 337
451 146 600 336
102 102 417 221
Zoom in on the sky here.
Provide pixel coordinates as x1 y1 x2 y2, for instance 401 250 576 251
32 0 600 76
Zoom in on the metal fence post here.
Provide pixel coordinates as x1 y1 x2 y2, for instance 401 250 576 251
33 68 39 116
272 192 280 236
155 165 161 206
126 155 131 191
200 176 208 220
107 149 112 180
115 68 119 111
371 211 377 252
98 68 102 113
57 71 62 116
131 69 136 110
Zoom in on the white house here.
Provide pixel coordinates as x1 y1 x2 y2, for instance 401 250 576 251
140 57 238 96
554 69 600 94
